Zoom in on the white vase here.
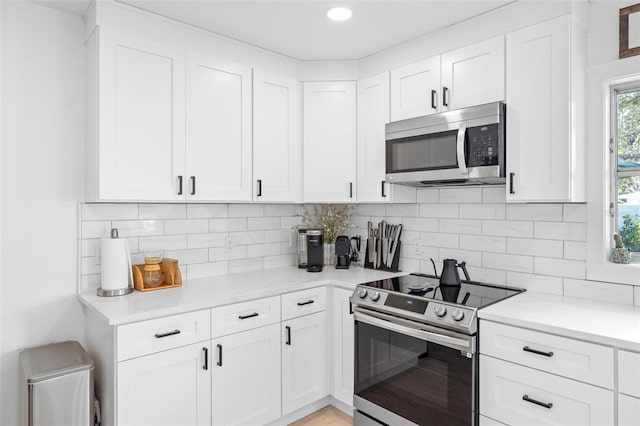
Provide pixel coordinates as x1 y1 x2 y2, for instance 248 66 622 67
324 243 335 266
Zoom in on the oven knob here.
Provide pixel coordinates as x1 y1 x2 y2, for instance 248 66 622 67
451 309 465 322
434 305 447 317
358 289 368 299
370 291 380 302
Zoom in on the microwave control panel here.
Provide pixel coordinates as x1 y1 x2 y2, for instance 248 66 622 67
466 123 499 167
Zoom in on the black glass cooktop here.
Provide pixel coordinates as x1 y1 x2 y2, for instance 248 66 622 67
361 273 524 309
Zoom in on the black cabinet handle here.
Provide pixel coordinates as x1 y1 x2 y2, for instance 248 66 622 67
154 329 180 339
431 89 437 110
443 86 449 107
285 326 291 345
257 179 262 197
381 181 386 198
509 172 515 194
190 176 196 195
523 346 554 357
297 300 315 306
217 344 222 366
238 312 259 320
202 347 208 370
177 176 183 195
522 395 553 409
349 182 353 199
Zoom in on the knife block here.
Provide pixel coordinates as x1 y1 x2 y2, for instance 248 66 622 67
364 240 401 272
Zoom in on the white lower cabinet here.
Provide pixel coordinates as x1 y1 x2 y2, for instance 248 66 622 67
117 342 211 426
211 324 281 425
282 311 329 414
619 394 640 426
331 287 354 406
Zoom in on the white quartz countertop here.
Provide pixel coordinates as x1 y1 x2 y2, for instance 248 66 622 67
479 290 640 352
79 266 408 325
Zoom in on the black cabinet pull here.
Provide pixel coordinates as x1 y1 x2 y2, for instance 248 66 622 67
522 395 553 409
257 179 262 197
297 300 315 306
431 89 437 110
523 346 554 357
217 344 222 366
202 347 208 370
442 86 449 107
238 312 259 320
177 176 183 195
190 176 196 195
349 182 353 198
285 326 291 345
381 181 386 198
154 329 180 339
509 172 515 194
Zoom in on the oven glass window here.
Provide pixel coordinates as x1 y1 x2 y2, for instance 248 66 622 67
355 321 474 426
386 129 458 173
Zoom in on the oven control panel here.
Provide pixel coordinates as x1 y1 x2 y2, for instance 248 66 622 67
426 303 473 328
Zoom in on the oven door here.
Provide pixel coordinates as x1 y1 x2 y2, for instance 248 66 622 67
353 308 477 426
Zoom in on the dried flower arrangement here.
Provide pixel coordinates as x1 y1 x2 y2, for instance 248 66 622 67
301 204 354 244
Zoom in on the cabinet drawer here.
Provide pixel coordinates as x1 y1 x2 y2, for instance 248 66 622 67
480 320 614 388
619 394 640 426
211 296 280 338
480 355 614 426
281 287 326 320
117 310 210 361
619 349 640 398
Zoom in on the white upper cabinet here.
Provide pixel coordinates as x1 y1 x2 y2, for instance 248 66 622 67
505 15 586 202
357 72 416 203
390 56 441 121
390 36 504 121
303 81 357 203
87 28 186 201
186 52 253 201
253 70 302 202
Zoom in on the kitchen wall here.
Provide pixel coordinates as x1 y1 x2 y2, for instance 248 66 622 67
0 1 85 425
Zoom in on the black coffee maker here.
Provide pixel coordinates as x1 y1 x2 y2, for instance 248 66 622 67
335 235 351 269
306 230 324 272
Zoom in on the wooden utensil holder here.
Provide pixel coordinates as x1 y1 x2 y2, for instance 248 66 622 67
132 258 183 291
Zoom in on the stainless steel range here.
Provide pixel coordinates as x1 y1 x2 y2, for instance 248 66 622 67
351 273 524 426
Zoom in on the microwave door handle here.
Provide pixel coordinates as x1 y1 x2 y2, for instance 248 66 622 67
456 124 468 175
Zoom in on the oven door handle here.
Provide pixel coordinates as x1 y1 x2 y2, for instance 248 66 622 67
456 123 468 176
354 309 474 353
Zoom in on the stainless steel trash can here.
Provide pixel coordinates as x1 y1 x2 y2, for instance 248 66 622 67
20 340 95 426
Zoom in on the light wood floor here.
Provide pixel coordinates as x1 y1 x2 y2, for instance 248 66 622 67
289 406 353 426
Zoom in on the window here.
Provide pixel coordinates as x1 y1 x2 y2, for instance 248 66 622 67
612 81 640 253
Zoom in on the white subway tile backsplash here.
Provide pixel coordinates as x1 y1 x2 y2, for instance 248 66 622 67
264 254 296 269
81 221 112 239
229 204 264 217
459 204 505 220
139 235 187 252
280 241 297 255
483 220 533 238
229 258 264 274
188 233 227 249
248 217 281 231
439 219 482 235
139 204 187 220
402 217 438 232
438 248 482 267
399 257 420 273
81 257 101 276
281 216 304 229
357 204 386 216
265 229 292 244
465 266 506 285
81 274 101 292
563 204 587 223
113 220 164 237
534 222 586 241
482 252 533 273
564 241 586 260
506 272 563 295
534 257 586 279
187 262 228 279
164 249 209 265
386 204 419 217
209 246 247 262
482 187 506 204
187 204 228 219
209 218 247 233
420 232 459 249
81 203 138 221
439 188 482 204
247 243 281 258
420 204 458 218
507 238 563 258
81 239 99 258
506 204 563 221
459 235 506 253
165 219 208 235
563 278 633 305
264 204 295 217
229 231 265 246
417 189 439 203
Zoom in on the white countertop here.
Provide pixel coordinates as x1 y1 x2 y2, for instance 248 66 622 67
79 266 407 325
479 290 640 352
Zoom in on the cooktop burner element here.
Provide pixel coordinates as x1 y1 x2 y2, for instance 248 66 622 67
351 273 524 335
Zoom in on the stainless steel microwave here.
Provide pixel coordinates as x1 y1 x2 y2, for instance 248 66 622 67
385 101 505 187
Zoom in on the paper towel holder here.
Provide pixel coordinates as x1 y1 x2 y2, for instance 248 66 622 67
97 228 134 297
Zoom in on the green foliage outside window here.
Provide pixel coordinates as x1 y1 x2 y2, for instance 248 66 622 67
617 90 640 196
619 213 640 252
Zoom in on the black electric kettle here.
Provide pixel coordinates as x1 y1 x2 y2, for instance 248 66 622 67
431 258 470 286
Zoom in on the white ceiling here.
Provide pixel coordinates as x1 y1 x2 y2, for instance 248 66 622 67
29 0 517 60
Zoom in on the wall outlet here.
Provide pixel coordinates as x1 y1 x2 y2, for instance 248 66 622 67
413 240 421 256
225 236 234 253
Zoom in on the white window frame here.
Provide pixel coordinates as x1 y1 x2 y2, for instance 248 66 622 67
586 57 640 285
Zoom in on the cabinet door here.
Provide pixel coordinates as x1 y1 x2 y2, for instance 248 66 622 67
282 311 328 414
211 324 281 426
441 36 505 111
253 70 301 202
619 394 640 426
390 56 441 121
186 52 252 201
505 16 571 202
98 30 186 201
332 288 354 407
303 82 356 202
117 342 210 426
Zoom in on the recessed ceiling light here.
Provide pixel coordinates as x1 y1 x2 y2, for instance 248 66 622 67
327 7 352 22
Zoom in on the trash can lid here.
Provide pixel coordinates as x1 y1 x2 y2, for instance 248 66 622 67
20 341 94 383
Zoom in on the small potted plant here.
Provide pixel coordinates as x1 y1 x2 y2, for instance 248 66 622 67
611 233 631 264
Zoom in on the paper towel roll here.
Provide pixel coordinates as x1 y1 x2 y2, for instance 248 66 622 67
101 238 131 291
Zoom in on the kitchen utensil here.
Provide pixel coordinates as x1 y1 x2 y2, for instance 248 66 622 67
335 235 351 269
438 258 470 286
350 236 361 262
97 228 133 297
388 224 402 267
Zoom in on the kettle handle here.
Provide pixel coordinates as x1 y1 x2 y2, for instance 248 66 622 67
457 261 470 281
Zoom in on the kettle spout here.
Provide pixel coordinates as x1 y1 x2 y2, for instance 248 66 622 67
430 258 439 278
